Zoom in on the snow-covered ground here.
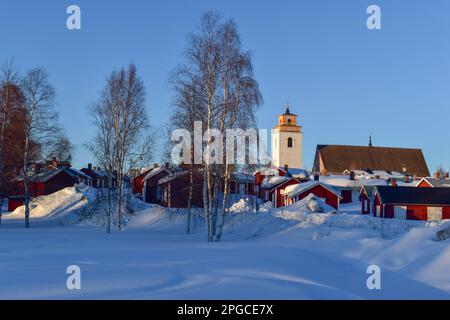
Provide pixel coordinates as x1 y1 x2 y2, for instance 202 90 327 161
0 186 450 299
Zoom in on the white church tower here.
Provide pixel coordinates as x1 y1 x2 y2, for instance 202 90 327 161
272 104 303 169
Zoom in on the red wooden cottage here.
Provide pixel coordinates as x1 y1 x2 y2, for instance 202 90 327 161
360 185 376 214
373 186 450 221
142 165 170 204
229 173 257 196
156 170 203 208
259 176 301 208
282 181 341 209
131 168 152 195
80 164 110 188
8 167 92 211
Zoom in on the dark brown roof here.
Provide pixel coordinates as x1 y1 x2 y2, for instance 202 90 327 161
313 145 430 177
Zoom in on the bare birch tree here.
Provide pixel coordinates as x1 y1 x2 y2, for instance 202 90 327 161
88 64 152 232
20 68 59 228
0 60 20 224
170 12 261 241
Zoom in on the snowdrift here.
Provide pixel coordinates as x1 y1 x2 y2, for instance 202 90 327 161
7 184 96 223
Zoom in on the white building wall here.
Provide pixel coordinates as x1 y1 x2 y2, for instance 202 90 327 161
272 130 302 169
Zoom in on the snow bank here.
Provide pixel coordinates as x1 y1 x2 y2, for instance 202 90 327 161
8 184 96 222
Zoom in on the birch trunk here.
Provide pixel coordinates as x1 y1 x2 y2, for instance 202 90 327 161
23 135 30 229
215 166 231 241
186 166 193 234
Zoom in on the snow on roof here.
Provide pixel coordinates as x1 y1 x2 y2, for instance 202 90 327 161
254 166 280 177
397 180 420 187
67 168 92 180
286 168 308 179
358 179 388 187
143 166 169 182
282 181 340 198
233 173 255 183
261 175 291 189
158 170 188 184
319 175 357 188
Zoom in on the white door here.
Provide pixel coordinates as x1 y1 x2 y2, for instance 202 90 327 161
363 200 369 212
394 206 407 220
376 206 381 217
427 207 443 222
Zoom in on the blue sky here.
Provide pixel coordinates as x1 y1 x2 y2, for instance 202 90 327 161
0 0 449 172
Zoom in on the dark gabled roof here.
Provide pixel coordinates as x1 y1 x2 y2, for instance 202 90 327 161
15 167 90 183
375 186 450 206
314 144 430 177
361 185 376 196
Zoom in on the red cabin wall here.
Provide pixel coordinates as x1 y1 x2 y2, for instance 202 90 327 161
272 179 302 208
45 171 77 195
360 193 370 214
144 171 169 203
444 207 450 220
158 171 203 208
132 174 146 195
8 197 24 212
296 185 339 209
373 194 383 217
340 190 353 204
384 204 394 219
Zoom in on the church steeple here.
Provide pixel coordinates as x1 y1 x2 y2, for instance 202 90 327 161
284 102 291 115
272 104 303 169
369 135 373 147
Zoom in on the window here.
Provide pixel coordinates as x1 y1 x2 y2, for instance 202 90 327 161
287 137 293 148
287 119 292 125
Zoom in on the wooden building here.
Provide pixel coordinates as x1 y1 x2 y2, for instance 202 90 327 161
282 181 341 209
8 167 92 211
373 186 450 221
142 166 170 204
131 168 152 195
80 164 109 188
313 144 430 178
156 170 203 208
259 176 301 208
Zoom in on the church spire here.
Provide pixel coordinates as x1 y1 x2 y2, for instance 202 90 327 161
369 135 373 147
284 102 291 115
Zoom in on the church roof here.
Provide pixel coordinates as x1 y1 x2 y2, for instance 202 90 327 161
313 144 430 177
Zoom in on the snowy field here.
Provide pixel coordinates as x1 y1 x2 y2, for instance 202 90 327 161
1 186 450 299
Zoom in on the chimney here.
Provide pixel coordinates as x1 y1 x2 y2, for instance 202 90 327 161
153 163 159 169
390 178 398 187
435 172 441 180
413 175 418 181
314 173 320 181
284 164 289 173
446 172 449 179
405 175 410 183
164 162 170 169
349 171 355 181
88 163 92 170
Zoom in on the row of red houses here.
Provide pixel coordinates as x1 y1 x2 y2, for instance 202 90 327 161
7 161 121 211
129 164 343 211
360 177 450 221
